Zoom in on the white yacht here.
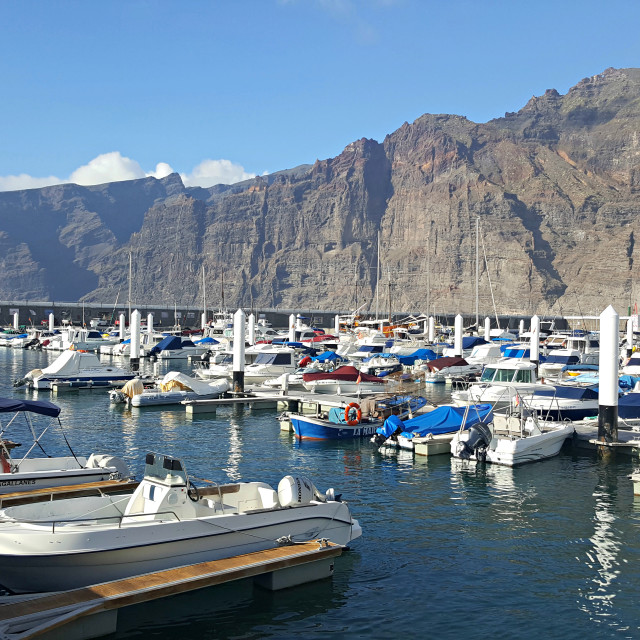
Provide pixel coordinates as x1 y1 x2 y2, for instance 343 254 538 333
16 350 135 390
0 452 362 593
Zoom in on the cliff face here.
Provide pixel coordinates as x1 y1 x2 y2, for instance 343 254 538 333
3 67 640 316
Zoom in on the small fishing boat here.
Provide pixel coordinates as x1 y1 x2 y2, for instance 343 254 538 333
0 397 128 494
0 451 361 593
14 350 135 390
450 404 574 466
289 394 428 440
374 403 493 451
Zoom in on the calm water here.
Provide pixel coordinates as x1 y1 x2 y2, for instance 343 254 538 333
2 348 640 639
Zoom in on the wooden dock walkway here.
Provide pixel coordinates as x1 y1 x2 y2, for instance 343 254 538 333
0 540 343 640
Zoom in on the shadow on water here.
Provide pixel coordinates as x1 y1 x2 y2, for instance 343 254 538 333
114 552 358 640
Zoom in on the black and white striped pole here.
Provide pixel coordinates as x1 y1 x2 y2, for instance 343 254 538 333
233 308 246 393
130 309 140 370
598 305 619 443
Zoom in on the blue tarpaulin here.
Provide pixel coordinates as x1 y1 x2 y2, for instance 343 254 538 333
376 404 493 439
397 349 438 366
619 393 640 419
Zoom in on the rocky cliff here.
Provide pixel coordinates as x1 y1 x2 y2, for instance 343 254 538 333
3 67 640 316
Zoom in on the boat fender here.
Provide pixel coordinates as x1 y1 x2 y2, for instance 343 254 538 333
345 402 361 426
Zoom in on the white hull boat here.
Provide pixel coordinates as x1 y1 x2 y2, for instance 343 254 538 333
450 412 574 466
0 452 361 593
15 350 134 390
0 398 128 495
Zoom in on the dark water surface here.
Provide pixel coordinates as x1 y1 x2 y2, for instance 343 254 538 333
1 348 639 639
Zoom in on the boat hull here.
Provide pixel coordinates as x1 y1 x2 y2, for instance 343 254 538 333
0 502 358 593
290 415 381 440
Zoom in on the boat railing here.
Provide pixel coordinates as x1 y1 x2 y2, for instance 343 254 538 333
11 509 183 533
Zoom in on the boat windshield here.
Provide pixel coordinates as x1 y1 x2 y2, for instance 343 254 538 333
480 367 521 383
143 452 188 485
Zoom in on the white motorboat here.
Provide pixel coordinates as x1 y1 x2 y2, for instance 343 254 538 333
450 408 574 466
0 451 362 593
150 335 210 360
0 397 129 494
110 372 229 407
420 356 482 384
451 360 548 407
15 349 135 390
243 348 298 384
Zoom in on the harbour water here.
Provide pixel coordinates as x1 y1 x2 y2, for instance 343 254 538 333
1 348 640 639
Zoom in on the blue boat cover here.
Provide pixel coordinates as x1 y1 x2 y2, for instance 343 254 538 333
150 336 183 354
376 403 492 439
0 398 61 417
619 393 640 419
196 337 219 344
397 349 437 366
462 336 488 349
311 351 342 363
328 407 348 424
561 364 599 372
532 385 599 400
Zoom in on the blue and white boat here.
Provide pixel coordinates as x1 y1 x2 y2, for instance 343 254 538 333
289 394 428 440
374 403 493 450
520 385 600 421
16 350 135 390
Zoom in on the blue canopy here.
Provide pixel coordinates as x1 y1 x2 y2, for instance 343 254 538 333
532 385 599 400
150 335 182 354
312 351 342 363
619 393 640 419
462 336 488 349
376 403 493 439
561 364 599 372
196 336 219 345
0 398 61 417
397 348 438 366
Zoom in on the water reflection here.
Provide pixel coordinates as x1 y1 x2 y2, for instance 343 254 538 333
114 552 356 639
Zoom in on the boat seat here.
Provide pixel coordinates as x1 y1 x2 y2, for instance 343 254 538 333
258 487 279 509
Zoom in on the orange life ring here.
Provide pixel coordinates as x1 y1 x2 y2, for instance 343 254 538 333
345 402 362 426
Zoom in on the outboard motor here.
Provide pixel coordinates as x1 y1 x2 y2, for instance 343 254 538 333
457 421 493 461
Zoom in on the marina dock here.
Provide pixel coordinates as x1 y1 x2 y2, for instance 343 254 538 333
0 540 344 640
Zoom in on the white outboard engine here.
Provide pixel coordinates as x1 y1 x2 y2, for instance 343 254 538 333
278 475 338 507
85 454 130 479
457 422 493 461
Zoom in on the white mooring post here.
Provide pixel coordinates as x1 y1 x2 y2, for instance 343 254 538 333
454 314 463 357
147 313 154 336
12 312 18 330
247 313 256 346
519 319 525 337
598 305 619 443
334 314 340 334
288 314 296 343
428 316 435 344
49 313 55 332
530 315 540 377
233 309 246 393
119 313 126 342
130 310 141 370
627 317 634 358
484 317 491 342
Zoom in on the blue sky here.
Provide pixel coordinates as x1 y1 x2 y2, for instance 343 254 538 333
0 0 639 191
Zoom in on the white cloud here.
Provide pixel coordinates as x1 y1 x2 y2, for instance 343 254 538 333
0 174 63 191
181 159 256 188
0 154 254 192
146 162 175 180
69 151 146 186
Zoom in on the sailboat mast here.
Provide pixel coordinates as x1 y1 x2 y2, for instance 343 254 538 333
475 217 479 331
375 231 380 322
128 251 132 328
202 265 207 323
